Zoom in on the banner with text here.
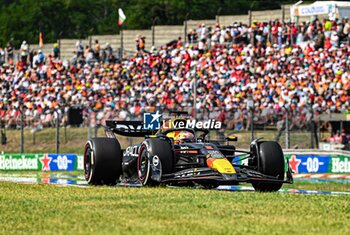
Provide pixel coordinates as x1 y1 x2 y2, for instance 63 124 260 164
0 154 39 170
1 153 349 173
285 155 350 174
0 154 79 171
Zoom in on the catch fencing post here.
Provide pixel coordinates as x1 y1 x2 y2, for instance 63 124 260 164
310 105 314 149
247 95 254 141
317 116 321 149
20 108 24 154
1 127 7 146
87 109 91 140
64 124 67 144
250 108 254 141
193 71 197 120
55 110 60 154
94 111 98 138
285 107 290 149
32 130 36 145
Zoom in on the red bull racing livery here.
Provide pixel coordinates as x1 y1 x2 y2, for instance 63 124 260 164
84 119 293 192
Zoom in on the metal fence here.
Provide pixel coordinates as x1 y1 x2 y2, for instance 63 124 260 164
1 105 342 154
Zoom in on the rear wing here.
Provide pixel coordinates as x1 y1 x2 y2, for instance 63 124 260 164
105 120 157 137
169 110 189 116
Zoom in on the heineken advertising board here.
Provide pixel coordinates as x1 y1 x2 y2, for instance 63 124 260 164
38 154 76 171
0 153 349 173
76 155 84 171
0 154 39 170
231 154 350 174
331 156 350 173
285 155 350 174
0 154 79 171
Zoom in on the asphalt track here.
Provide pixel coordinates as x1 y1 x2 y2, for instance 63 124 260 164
0 172 349 196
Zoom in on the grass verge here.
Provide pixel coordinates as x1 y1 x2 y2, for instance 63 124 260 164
0 181 349 235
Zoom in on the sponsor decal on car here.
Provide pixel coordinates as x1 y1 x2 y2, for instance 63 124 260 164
152 155 160 167
174 169 200 178
208 150 224 158
176 146 198 154
124 145 140 157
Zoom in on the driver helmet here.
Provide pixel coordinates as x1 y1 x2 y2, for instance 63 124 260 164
174 131 195 144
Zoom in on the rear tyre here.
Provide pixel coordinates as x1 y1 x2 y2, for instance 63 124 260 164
84 138 122 185
138 138 174 186
251 141 284 192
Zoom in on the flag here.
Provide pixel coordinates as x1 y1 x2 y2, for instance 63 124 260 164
39 32 44 48
118 8 126 25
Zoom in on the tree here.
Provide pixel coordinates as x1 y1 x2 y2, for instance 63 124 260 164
0 0 296 47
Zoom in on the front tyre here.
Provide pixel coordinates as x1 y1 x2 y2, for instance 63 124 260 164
251 141 284 192
84 138 122 185
138 138 174 186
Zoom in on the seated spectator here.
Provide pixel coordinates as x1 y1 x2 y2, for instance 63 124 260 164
0 17 349 131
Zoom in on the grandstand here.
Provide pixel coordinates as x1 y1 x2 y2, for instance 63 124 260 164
8 4 343 59
0 3 349 141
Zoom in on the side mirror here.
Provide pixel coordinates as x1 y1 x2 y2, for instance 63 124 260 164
226 136 238 142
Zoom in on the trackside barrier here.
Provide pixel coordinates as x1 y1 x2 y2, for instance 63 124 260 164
283 150 350 174
0 154 83 171
0 150 349 173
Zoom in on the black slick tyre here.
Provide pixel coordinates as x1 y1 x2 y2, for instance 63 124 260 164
84 137 122 185
252 141 284 192
137 138 173 186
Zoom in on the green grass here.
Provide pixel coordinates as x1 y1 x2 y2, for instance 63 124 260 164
1 171 349 192
283 180 350 192
0 181 349 235
1 128 323 154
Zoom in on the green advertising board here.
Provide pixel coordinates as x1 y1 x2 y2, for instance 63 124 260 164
76 155 84 171
0 153 349 173
330 156 350 173
285 154 350 174
0 154 39 170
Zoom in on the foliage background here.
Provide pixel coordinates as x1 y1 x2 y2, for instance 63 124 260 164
0 0 296 47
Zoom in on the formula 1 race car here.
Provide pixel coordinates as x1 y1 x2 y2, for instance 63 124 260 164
83 120 293 192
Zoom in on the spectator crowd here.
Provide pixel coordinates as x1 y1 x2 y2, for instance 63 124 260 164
0 17 349 134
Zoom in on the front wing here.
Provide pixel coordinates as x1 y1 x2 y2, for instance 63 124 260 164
159 165 293 185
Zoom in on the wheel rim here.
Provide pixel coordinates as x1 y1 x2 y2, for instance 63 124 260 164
84 144 92 181
137 145 149 182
